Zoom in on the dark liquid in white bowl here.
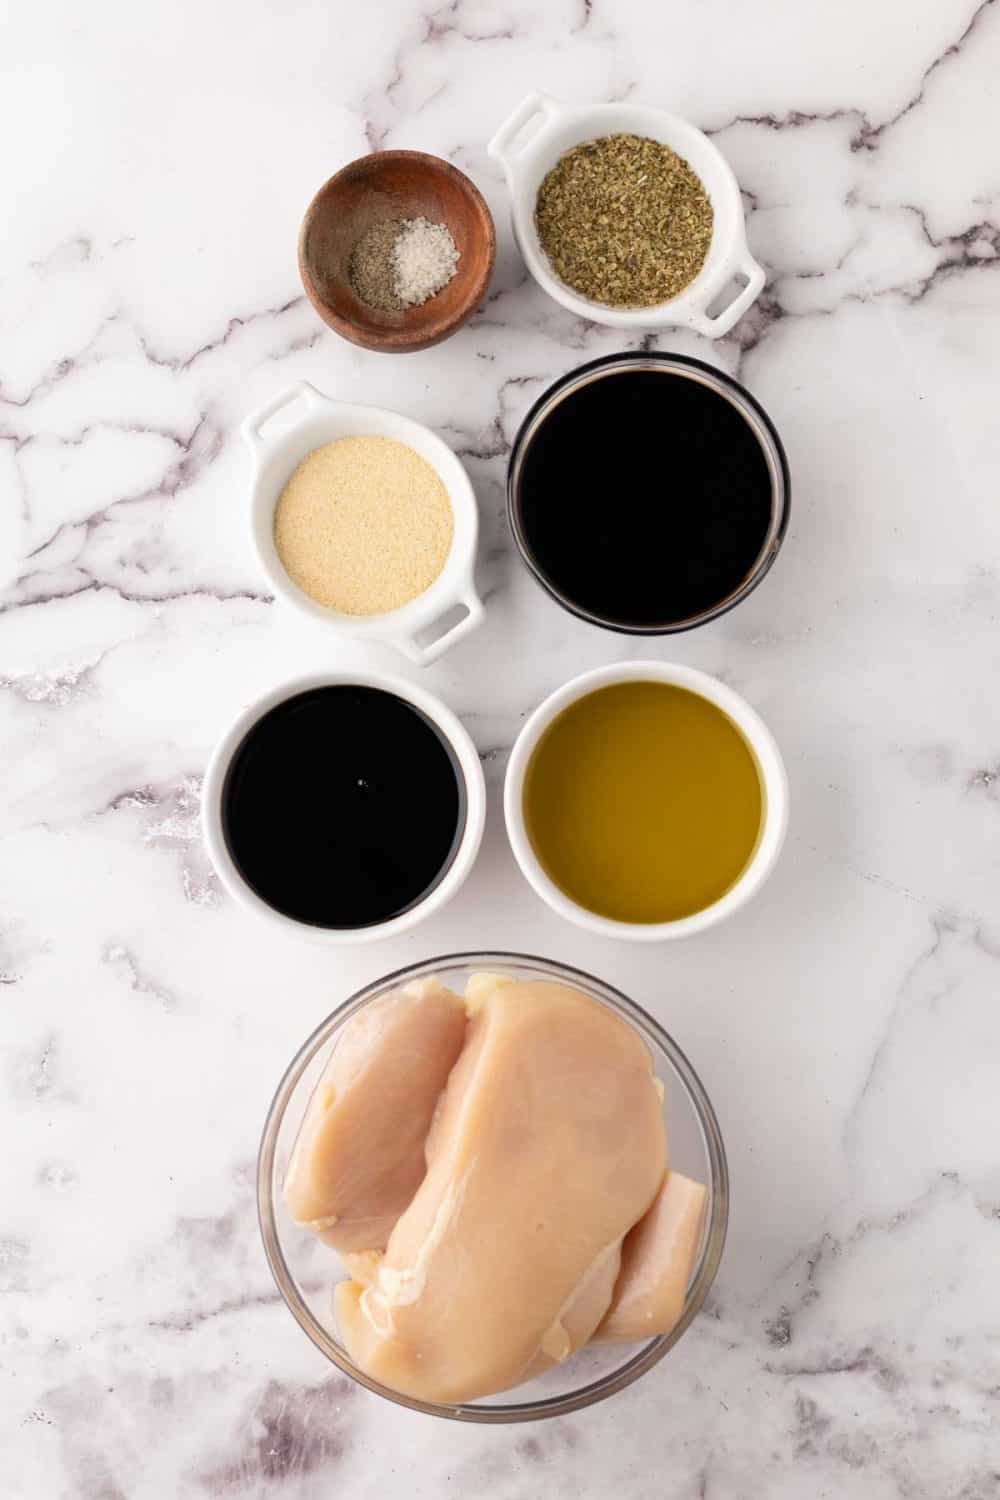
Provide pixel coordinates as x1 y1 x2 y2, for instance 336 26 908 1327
222 686 465 928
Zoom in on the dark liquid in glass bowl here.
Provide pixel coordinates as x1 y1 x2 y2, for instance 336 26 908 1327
513 366 778 630
222 686 465 928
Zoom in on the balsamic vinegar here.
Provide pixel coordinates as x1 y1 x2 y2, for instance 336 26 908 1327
222 687 465 928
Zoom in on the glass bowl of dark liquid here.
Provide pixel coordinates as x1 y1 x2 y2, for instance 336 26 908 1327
507 353 790 634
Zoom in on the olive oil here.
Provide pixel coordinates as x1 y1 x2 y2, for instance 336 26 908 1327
523 681 763 923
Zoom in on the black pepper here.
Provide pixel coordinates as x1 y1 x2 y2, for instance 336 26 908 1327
348 218 404 311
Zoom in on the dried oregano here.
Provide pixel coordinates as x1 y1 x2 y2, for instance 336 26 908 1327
534 134 714 307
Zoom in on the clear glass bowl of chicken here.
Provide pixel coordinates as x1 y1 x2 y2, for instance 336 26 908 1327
257 952 728 1422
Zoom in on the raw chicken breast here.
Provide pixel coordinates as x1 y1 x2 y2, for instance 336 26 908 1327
517 1239 623 1381
341 1249 382 1287
335 977 666 1402
595 1171 707 1343
283 977 467 1252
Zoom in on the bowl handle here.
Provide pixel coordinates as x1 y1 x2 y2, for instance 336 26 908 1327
394 589 485 667
488 93 562 175
241 381 328 451
685 254 765 339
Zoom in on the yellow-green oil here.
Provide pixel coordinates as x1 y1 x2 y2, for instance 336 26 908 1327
523 681 763 923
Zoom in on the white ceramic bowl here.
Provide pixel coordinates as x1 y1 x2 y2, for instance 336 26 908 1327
488 93 763 338
243 381 484 665
504 661 788 941
202 671 486 944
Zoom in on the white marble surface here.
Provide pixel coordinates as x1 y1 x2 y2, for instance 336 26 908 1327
3 0 1000 1494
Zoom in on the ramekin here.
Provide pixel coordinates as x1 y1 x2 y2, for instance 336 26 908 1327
243 381 484 665
202 671 486 943
488 93 763 337
504 661 788 940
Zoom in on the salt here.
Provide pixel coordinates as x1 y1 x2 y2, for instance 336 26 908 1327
392 217 459 308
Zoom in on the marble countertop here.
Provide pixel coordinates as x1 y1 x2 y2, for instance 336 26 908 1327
4 0 1000 1494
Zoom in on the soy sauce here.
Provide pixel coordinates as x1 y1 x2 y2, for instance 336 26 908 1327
222 687 465 928
513 362 780 630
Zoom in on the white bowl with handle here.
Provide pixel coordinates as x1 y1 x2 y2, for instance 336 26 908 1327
243 381 485 666
488 93 763 339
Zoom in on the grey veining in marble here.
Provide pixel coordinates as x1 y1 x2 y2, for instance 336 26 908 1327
3 0 1000 1495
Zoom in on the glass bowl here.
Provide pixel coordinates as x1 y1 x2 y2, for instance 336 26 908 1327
507 352 790 635
257 952 729 1423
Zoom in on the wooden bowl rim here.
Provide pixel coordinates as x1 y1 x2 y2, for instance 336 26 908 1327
297 150 496 353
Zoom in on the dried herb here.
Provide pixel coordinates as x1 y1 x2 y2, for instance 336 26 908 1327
534 134 713 308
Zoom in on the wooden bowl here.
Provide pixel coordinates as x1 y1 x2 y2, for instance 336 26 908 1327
298 151 496 354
